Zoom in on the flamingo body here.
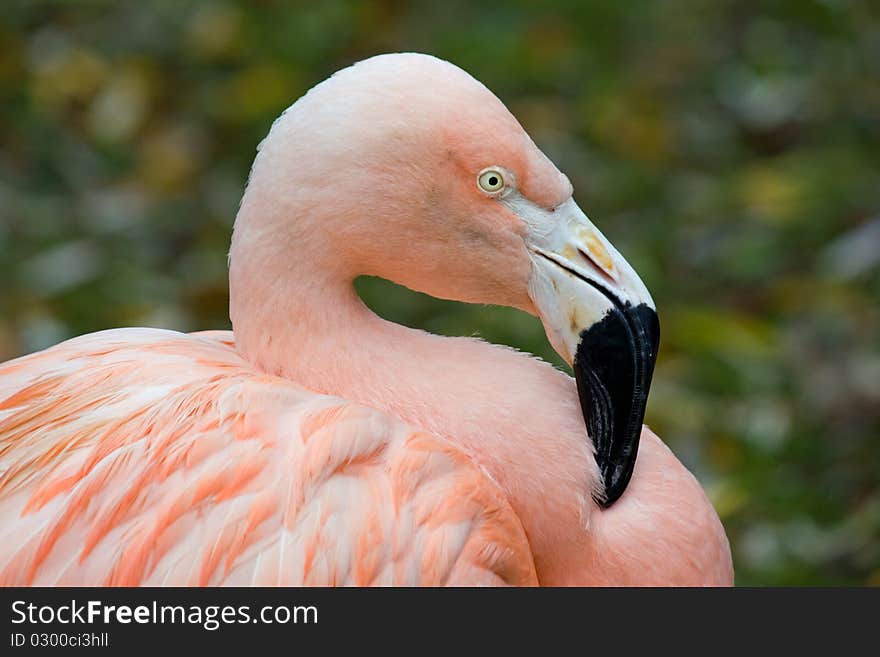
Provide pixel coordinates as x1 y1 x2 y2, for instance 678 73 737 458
0 53 733 586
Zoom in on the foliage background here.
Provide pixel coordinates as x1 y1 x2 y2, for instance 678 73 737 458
1 0 878 584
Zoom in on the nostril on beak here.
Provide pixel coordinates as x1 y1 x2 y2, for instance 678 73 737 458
577 246 618 286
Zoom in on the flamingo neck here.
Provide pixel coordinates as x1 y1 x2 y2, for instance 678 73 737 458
227 222 735 586
229 228 605 583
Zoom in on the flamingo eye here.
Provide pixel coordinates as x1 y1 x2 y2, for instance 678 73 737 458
477 168 505 193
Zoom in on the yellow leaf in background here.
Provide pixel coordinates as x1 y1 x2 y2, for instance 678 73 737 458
664 305 776 358
589 91 672 164
137 125 206 192
224 64 301 120
739 165 805 224
187 4 244 60
707 480 749 519
30 47 107 111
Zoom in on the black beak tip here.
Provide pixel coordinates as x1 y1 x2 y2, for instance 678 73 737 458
573 303 660 509
597 464 632 509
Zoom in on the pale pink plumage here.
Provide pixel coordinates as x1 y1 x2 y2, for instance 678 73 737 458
0 329 535 586
0 53 733 586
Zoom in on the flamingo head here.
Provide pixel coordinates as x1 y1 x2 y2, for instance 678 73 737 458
239 53 659 507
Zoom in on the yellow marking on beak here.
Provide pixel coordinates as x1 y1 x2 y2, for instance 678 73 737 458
578 228 617 279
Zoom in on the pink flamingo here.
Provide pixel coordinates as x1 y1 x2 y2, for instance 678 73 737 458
0 54 732 586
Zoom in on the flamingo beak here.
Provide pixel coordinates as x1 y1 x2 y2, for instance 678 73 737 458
520 197 660 507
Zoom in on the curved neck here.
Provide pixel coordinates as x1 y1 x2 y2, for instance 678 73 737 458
230 215 604 583
227 201 733 585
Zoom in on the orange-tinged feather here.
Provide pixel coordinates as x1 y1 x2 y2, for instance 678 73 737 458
0 328 538 586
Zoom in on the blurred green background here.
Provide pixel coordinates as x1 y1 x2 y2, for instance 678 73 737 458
1 0 878 585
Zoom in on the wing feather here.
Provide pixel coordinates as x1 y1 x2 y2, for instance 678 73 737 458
0 328 537 586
